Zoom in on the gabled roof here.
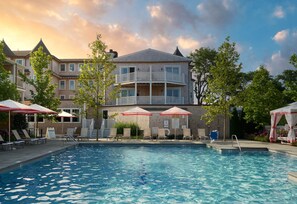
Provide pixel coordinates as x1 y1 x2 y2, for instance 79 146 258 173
32 39 51 55
112 48 191 63
13 50 31 57
173 46 184 57
2 40 15 58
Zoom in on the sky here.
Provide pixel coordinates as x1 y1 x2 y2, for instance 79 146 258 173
0 0 297 75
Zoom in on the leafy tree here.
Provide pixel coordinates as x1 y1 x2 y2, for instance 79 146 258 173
20 46 60 111
189 47 217 105
202 37 243 141
241 66 285 126
75 35 120 141
0 41 19 101
276 54 297 102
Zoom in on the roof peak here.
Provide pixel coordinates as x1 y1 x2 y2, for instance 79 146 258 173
173 46 183 57
1 39 15 58
32 39 51 55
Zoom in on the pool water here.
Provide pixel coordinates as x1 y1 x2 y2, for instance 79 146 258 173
1 145 297 203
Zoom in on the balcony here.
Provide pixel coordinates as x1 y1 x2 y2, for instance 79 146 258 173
116 71 185 84
116 96 184 105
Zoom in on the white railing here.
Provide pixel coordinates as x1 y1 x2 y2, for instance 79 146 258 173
116 96 184 105
231 134 241 151
116 71 185 84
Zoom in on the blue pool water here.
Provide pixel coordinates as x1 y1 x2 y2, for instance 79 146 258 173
1 144 297 203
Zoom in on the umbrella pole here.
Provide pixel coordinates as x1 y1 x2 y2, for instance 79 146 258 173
9 111 11 142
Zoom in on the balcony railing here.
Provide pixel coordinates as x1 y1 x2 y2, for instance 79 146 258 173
9 74 25 89
116 96 184 105
116 71 185 84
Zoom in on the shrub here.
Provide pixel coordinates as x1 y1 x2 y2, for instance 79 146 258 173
114 122 140 136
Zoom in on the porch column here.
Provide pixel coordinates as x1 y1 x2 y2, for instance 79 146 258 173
150 65 152 104
164 68 167 104
135 71 138 104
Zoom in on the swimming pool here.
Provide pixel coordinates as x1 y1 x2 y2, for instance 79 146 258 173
0 144 297 203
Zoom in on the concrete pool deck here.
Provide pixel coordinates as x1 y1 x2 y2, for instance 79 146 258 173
1 139 297 181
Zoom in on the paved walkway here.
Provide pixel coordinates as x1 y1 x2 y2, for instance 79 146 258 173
1 139 297 179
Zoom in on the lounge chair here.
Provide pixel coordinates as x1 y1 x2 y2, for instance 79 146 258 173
143 128 152 140
65 128 76 141
157 128 167 140
122 128 131 139
11 130 26 147
107 128 117 140
0 134 13 151
152 127 158 139
77 128 89 141
198 128 209 141
183 128 193 140
22 129 46 144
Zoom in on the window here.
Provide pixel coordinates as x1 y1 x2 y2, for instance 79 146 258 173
69 80 75 90
121 89 135 97
59 80 66 90
121 67 135 74
60 95 65 100
60 64 66 72
167 88 180 97
166 66 179 74
78 63 83 72
27 115 44 123
15 59 24 66
69 63 75 72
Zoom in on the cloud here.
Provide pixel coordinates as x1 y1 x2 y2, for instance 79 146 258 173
273 6 285 18
273 29 289 43
197 0 237 27
266 29 297 75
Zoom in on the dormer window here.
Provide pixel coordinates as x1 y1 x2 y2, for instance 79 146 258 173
60 64 66 72
69 63 75 72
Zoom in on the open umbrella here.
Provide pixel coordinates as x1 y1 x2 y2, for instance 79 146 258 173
122 106 152 138
160 106 192 139
0 99 39 142
58 111 76 134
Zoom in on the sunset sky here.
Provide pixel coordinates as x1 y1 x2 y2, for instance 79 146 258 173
0 0 296 75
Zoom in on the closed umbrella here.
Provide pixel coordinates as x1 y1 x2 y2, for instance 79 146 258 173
160 106 192 139
0 99 39 142
122 106 152 138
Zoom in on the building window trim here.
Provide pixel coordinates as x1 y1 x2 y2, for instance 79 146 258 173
59 80 66 90
69 80 75 90
69 63 75 72
60 64 66 72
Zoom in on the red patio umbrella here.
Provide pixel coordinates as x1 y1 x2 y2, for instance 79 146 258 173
160 106 192 139
0 99 40 142
121 106 152 137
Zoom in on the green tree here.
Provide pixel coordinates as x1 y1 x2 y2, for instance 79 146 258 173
242 66 285 126
0 41 19 101
276 54 297 102
189 47 217 105
75 35 120 141
202 37 243 141
20 46 60 111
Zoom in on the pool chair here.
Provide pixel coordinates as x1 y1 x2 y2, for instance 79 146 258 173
198 128 209 141
143 128 152 140
210 130 219 143
65 128 77 142
0 134 13 151
11 130 26 147
152 127 158 139
157 128 167 140
22 129 46 144
107 128 117 140
122 128 131 140
183 128 193 140
77 128 89 141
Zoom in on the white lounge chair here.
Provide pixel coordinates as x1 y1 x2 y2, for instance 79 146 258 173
122 128 131 139
158 128 167 140
143 128 152 140
22 129 46 144
11 130 26 147
198 128 209 141
77 128 89 141
0 134 13 151
107 128 117 140
183 128 193 140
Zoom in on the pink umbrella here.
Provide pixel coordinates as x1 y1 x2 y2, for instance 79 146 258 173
160 106 192 139
122 106 152 137
0 99 39 142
